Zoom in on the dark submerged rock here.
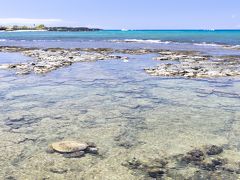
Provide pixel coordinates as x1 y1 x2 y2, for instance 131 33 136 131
124 145 240 179
201 158 225 171
205 145 223 156
124 158 168 179
147 168 165 178
126 157 144 170
181 149 205 164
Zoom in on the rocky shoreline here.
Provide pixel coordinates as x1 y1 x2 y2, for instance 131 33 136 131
0 46 240 78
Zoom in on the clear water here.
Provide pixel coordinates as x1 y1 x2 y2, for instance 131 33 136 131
0 31 240 179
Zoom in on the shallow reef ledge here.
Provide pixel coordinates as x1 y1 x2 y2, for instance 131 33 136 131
0 46 239 78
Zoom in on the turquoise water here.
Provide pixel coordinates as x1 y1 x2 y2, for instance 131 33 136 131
0 30 240 45
1 30 240 56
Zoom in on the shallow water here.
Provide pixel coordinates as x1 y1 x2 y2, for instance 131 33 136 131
0 50 240 179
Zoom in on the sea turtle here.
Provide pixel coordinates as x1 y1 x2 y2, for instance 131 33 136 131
46 140 98 158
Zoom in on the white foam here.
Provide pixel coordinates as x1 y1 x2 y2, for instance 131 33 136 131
110 39 171 44
193 42 224 47
231 45 240 49
110 39 240 50
32 39 61 42
193 42 240 49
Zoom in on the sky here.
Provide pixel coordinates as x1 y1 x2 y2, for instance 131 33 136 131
0 0 240 29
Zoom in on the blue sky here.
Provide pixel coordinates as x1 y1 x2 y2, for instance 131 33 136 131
0 0 240 29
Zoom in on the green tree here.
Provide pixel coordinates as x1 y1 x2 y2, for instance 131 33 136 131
22 26 28 30
36 24 45 30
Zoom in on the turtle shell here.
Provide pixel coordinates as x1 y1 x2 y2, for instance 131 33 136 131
51 141 88 153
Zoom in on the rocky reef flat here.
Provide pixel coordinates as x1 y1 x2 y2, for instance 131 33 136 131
0 46 128 75
0 46 240 78
145 51 240 78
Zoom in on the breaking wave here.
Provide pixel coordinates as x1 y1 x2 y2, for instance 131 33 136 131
110 39 172 44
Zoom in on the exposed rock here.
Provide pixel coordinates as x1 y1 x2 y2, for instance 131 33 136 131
146 50 240 78
153 52 209 61
0 46 129 75
145 56 240 78
1 46 240 78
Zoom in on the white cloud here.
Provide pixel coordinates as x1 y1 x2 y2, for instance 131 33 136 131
0 18 62 25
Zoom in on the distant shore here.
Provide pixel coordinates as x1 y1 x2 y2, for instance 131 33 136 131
0 30 48 32
0 26 102 32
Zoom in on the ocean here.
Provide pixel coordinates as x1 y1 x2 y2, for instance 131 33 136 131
0 30 240 48
0 30 240 179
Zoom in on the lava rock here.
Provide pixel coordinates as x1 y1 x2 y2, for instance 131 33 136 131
147 168 165 178
182 149 205 163
205 145 223 156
